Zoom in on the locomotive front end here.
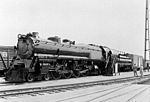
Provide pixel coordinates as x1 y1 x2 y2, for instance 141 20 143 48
5 34 35 82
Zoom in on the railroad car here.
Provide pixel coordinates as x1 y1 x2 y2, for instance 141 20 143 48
5 32 113 82
127 54 143 70
0 46 15 76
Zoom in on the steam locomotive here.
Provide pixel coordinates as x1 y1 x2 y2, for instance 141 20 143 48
5 32 113 82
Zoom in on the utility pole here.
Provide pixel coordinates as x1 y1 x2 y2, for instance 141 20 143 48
144 0 150 68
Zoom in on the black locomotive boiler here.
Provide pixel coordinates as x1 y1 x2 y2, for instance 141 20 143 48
5 32 113 82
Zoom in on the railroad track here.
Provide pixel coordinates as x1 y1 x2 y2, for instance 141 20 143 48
0 75 150 99
51 83 149 102
84 85 149 102
55 81 149 102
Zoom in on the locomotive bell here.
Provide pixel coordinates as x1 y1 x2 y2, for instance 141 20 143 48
63 39 75 45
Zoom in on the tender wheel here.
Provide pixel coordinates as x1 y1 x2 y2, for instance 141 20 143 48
26 73 34 82
44 73 51 81
63 70 72 79
51 71 61 80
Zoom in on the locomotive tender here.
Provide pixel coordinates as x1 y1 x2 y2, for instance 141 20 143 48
5 32 113 82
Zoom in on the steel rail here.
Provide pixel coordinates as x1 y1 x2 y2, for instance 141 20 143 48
56 84 132 102
88 86 146 102
126 87 149 102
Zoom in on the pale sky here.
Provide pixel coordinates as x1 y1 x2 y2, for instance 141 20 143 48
0 0 146 56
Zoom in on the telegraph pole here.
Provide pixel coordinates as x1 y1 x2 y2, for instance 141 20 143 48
144 0 150 67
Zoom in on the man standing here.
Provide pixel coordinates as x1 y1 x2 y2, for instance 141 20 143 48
133 64 138 77
140 65 143 77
